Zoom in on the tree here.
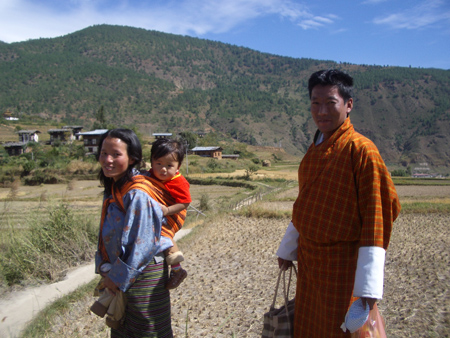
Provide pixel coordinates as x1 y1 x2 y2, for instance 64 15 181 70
179 131 197 150
244 164 259 180
93 105 107 129
206 158 219 171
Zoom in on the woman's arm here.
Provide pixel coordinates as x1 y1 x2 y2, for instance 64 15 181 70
107 190 164 292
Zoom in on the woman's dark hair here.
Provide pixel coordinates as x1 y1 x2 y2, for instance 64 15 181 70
97 129 143 193
308 69 354 103
150 138 185 165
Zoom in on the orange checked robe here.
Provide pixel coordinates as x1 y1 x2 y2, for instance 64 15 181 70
291 118 400 337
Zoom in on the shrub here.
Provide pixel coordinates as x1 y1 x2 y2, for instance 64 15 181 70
7 178 20 199
0 202 98 286
23 169 62 185
244 164 259 180
22 160 36 176
391 169 408 177
207 158 219 171
200 194 210 211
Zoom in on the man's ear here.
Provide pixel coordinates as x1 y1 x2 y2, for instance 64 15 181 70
346 98 353 116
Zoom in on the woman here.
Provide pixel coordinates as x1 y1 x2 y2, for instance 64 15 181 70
95 128 173 337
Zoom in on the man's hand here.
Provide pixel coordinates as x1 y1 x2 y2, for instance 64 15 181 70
361 297 377 310
277 257 293 271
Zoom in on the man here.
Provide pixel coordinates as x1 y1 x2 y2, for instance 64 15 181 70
277 69 401 337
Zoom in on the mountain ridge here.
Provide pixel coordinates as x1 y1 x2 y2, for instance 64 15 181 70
1 25 449 171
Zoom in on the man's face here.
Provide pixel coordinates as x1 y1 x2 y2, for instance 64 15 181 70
310 85 353 141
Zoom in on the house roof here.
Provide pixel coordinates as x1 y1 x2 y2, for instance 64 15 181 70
3 142 27 148
76 129 109 136
48 128 73 133
191 146 222 151
17 130 41 134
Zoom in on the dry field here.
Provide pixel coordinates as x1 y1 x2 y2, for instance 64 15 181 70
0 180 247 231
22 184 450 338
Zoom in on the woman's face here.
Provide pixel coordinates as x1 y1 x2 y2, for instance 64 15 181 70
99 137 134 181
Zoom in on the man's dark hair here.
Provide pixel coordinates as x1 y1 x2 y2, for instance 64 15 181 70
151 138 185 165
308 69 354 103
96 128 143 193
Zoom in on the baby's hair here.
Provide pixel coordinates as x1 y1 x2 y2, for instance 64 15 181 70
97 128 143 192
151 138 186 165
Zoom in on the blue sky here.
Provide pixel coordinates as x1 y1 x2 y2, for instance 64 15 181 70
1 0 449 69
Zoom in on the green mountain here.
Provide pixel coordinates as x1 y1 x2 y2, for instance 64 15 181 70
1 25 449 170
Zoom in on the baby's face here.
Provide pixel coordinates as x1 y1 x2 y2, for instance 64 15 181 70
151 153 180 182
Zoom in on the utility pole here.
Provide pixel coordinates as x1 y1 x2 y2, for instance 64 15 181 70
185 140 189 175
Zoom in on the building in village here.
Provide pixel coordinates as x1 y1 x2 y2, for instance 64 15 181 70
152 133 173 140
63 126 84 141
2 142 28 156
2 130 41 156
190 146 223 159
3 110 19 121
48 126 83 145
76 129 108 154
221 154 240 160
17 130 41 143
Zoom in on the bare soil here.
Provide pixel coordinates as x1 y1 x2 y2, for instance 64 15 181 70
32 186 450 337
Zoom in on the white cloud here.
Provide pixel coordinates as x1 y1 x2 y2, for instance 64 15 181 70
373 0 450 30
0 0 336 42
297 14 337 30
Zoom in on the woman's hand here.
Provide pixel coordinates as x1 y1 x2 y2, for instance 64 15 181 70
103 275 120 295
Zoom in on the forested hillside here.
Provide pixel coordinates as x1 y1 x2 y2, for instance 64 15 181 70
1 25 449 169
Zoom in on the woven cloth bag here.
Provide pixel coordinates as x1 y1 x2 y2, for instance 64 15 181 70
262 265 297 338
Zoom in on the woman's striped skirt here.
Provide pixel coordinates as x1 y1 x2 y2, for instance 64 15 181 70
111 258 173 338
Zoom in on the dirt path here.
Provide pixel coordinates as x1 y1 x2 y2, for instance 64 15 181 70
0 264 96 338
0 230 191 338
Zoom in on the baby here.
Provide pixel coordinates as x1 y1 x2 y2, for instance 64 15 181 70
150 138 191 289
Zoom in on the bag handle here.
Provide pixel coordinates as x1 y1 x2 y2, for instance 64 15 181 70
271 264 297 309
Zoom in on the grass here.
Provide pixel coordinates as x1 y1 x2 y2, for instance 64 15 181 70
400 201 450 214
0 201 98 288
236 204 291 219
392 177 450 186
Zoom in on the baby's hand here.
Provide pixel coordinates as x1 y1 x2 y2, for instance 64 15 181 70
159 203 169 216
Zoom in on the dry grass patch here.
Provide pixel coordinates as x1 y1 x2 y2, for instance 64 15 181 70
66 160 99 175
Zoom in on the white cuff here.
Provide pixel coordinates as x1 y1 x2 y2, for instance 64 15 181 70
276 221 298 261
353 246 386 299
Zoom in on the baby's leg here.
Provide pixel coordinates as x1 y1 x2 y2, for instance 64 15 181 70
164 238 187 289
164 238 184 265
